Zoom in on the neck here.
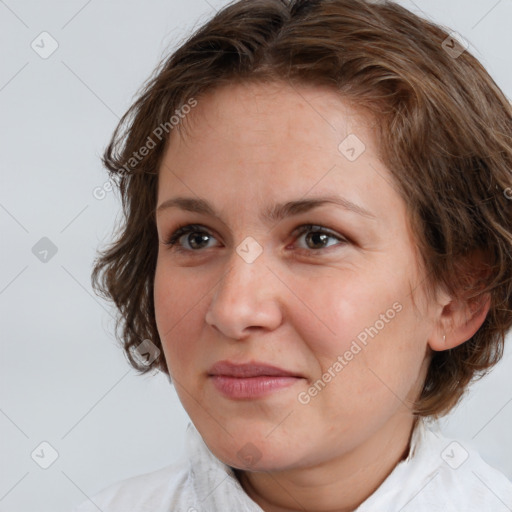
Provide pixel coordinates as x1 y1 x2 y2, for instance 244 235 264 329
234 413 418 512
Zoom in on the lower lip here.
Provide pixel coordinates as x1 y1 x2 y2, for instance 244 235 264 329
210 375 301 399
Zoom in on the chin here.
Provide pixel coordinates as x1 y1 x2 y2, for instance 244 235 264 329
201 427 295 471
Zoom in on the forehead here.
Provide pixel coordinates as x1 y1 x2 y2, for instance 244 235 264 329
156 81 403 229
173 80 377 157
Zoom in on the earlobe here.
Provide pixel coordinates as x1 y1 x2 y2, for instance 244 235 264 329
429 293 491 352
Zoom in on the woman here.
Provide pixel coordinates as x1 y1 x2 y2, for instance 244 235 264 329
75 0 512 510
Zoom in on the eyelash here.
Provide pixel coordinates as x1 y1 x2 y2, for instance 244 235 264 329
162 223 349 255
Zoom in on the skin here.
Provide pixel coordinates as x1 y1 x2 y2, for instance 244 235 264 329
153 81 489 511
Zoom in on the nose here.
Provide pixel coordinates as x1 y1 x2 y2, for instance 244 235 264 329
204 248 284 340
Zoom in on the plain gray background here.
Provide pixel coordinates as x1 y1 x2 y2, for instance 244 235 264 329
0 1 511 511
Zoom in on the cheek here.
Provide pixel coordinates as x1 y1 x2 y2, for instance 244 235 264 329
153 262 205 372
290 265 408 361
293 263 429 400
322 298 428 414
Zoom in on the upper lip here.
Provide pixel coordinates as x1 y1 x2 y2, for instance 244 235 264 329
208 360 302 378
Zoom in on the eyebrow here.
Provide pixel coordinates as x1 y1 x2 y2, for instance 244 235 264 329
156 194 376 224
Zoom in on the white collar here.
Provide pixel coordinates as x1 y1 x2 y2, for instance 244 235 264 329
183 417 429 510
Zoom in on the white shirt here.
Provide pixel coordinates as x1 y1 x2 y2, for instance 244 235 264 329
72 419 512 511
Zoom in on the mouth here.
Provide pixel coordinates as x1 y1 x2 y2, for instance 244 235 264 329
208 360 304 399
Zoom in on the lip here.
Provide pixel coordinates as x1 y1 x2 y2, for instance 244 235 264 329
208 360 302 378
208 361 304 399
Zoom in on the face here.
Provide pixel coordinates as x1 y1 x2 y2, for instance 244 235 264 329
154 81 437 471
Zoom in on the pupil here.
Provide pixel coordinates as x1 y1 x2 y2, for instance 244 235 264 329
308 232 327 248
190 233 209 249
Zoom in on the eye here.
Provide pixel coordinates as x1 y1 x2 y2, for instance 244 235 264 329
292 224 348 252
161 223 348 254
162 223 218 252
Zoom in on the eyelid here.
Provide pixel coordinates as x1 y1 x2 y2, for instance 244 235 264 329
291 224 346 240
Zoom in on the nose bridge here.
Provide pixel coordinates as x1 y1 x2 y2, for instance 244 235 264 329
216 233 270 299
205 241 282 338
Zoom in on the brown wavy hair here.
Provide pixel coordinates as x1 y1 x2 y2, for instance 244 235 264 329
91 0 512 418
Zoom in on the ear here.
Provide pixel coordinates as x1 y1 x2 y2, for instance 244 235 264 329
428 292 491 351
428 249 492 352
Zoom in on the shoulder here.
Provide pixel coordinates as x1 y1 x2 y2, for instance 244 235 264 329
70 422 256 512
403 425 512 510
359 420 512 511
426 435 512 511
71 461 191 512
